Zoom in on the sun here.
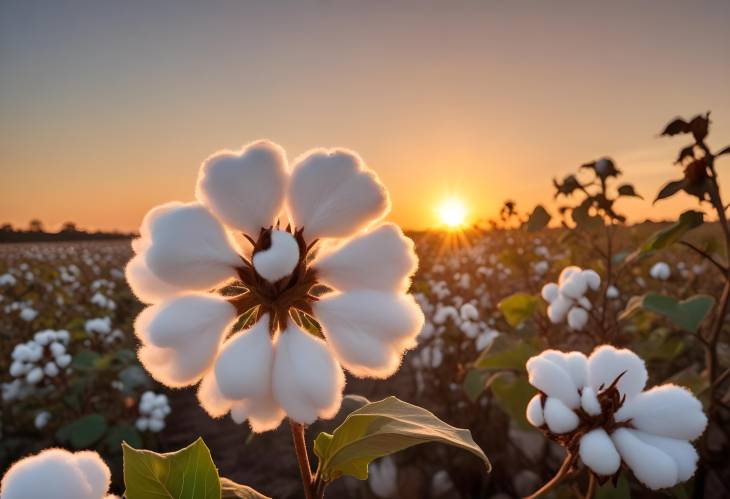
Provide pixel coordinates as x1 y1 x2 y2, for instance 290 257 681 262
436 197 468 228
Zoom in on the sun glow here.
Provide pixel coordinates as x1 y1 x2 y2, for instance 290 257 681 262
436 197 468 228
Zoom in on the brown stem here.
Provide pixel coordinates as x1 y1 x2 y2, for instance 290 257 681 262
289 420 315 499
679 240 728 273
585 474 596 499
523 453 575 499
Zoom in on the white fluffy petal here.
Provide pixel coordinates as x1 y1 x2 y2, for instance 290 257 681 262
314 223 417 292
525 355 580 408
230 390 285 433
632 431 699 482
138 341 219 388
132 201 185 254
214 315 274 400
547 295 572 323
314 290 424 378
579 429 621 476
558 266 582 285
195 140 287 235
543 397 579 434
560 273 588 299
611 428 679 490
581 270 601 291
272 323 345 424
525 394 545 427
125 254 182 304
563 351 589 388
145 203 241 289
73 452 111 499
614 384 707 440
252 230 300 282
197 370 235 418
580 387 602 416
588 345 647 399
287 148 389 239
567 307 589 330
541 283 559 303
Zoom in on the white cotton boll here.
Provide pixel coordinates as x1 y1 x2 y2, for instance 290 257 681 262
541 283 559 303
148 419 165 432
567 307 589 330
124 254 182 305
579 429 621 476
533 261 549 276
547 295 572 323
272 323 345 424
588 345 647 399
44 362 59 377
287 148 390 239
460 321 480 339
558 266 582 285
577 296 592 310
34 411 51 430
12 344 31 361
525 395 544 427
49 342 65 357
142 294 236 349
526 356 580 408
56 354 72 368
230 390 285 432
252 230 300 282
476 330 498 351
614 385 707 440
74 451 112 499
560 273 588 300
26 367 44 384
9 361 25 377
611 428 679 490
314 223 417 292
580 387 602 416
543 397 579 434
581 270 601 291
20 307 38 322
135 418 149 432
314 290 424 378
215 315 273 400
144 203 241 290
368 456 398 498
632 431 698 482
606 285 620 299
197 371 234 418
460 303 479 321
650 262 671 281
195 141 287 235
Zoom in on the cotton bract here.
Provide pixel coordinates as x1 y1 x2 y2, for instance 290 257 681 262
541 266 600 330
525 345 706 490
126 140 423 430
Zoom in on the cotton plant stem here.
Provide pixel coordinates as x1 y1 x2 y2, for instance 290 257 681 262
585 474 596 499
523 454 574 499
289 420 316 499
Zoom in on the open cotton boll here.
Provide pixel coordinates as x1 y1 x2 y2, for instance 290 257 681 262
314 290 424 378
606 285 620 299
560 273 588 300
587 345 647 399
541 282 559 303
611 428 679 490
287 148 390 240
214 315 273 400
581 269 601 291
525 356 580 408
0 448 112 499
543 397 579 433
650 262 671 280
144 203 241 289
632 431 698 482
460 303 479 321
252 230 300 283
195 141 287 236
547 295 572 323
579 429 621 476
272 323 345 424
614 385 707 440
369 456 398 499
314 223 417 292
567 307 589 330
124 254 182 305
525 395 544 427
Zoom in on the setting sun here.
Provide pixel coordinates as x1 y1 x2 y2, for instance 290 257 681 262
437 198 468 228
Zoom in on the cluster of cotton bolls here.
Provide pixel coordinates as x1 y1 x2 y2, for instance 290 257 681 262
0 272 17 286
541 266 601 330
650 261 672 281
8 329 72 389
85 317 124 344
90 292 116 310
2 300 39 322
135 391 171 432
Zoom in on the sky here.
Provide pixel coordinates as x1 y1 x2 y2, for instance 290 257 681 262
1 0 729 231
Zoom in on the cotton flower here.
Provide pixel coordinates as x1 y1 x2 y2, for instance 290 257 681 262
525 345 706 490
541 266 600 330
650 262 671 281
0 448 118 499
126 140 423 430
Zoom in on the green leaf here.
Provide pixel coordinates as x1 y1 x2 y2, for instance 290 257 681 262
313 397 490 482
619 292 715 333
71 350 101 371
474 335 539 371
56 414 108 449
525 205 551 232
220 477 270 499
498 293 539 327
104 423 142 453
462 368 490 402
123 438 221 499
489 373 535 430
640 210 704 253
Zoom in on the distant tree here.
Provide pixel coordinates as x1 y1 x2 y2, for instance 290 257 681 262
28 219 44 232
0 223 13 232
61 221 78 232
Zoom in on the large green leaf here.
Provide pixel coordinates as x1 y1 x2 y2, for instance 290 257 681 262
56 413 108 449
620 292 715 333
498 293 539 327
313 397 490 482
474 335 539 371
640 210 704 253
123 438 221 499
220 478 270 499
489 373 535 430
525 205 551 232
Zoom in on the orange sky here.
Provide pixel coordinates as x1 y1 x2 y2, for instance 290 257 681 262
1 1 729 232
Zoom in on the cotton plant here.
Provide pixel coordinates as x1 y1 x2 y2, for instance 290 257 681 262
8 329 72 388
524 345 706 495
135 391 171 432
541 266 601 330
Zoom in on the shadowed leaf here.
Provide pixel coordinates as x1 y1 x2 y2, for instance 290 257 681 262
525 205 551 232
221 478 270 499
661 118 690 136
619 292 715 333
498 292 539 327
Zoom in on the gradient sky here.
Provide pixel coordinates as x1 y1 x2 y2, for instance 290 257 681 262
1 0 729 231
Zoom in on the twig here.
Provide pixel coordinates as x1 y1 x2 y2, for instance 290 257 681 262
679 240 728 273
523 453 575 499
289 420 315 499
585 474 596 499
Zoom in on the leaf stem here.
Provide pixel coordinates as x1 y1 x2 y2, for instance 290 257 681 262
523 453 575 499
289 420 315 499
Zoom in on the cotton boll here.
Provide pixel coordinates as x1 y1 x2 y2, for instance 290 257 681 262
460 303 479 321
148 419 165 432
195 141 287 235
526 356 580 408
547 295 572 323
579 429 621 476
588 345 647 399
580 387 602 416
144 203 241 289
541 283 559 303
614 385 707 440
196 371 235 418
567 307 589 330
272 323 345 424
560 273 588 300
56 354 72 368
369 456 398 498
287 148 390 239
124 254 182 305
577 296 592 310
49 342 65 357
558 266 582 284
252 230 300 282
314 223 417 292
632 431 698 482
34 411 51 430
543 397 579 434
525 395 544 427
606 285 620 299
26 367 43 384
612 428 679 490
314 290 424 378
214 316 273 400
44 362 59 377
135 418 149 432
581 270 601 291
650 262 671 281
